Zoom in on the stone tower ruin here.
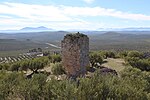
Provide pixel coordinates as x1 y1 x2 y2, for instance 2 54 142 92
61 32 89 79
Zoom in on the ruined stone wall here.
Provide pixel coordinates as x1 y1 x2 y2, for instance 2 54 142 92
61 33 89 78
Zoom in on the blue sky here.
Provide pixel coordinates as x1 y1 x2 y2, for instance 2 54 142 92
0 0 150 30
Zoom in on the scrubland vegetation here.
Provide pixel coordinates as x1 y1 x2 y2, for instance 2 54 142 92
1 31 150 99
0 50 150 99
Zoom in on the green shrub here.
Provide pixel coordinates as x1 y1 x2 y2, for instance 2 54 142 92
0 68 150 99
89 52 103 68
125 57 150 71
51 63 65 75
0 64 3 70
9 62 20 71
118 51 128 58
127 51 142 58
49 54 61 63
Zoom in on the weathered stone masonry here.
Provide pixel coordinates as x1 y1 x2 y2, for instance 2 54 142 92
61 33 89 78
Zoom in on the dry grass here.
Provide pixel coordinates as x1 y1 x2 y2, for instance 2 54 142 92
102 58 127 72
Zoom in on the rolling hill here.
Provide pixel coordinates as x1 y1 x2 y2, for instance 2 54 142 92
1 31 150 55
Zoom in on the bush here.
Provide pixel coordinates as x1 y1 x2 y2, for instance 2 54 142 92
9 62 20 71
19 60 30 71
118 51 128 58
48 54 61 63
89 52 103 68
1 63 10 70
51 63 65 75
0 68 150 99
125 57 150 71
99 51 116 58
127 51 142 58
107 51 116 58
0 64 3 70
99 51 108 59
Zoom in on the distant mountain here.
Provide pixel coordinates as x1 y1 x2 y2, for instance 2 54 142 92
0 26 54 33
97 27 150 31
122 27 150 31
20 26 53 31
102 32 121 36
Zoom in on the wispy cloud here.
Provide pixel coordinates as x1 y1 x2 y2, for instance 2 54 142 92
83 0 95 4
0 2 72 21
63 6 150 21
0 2 150 30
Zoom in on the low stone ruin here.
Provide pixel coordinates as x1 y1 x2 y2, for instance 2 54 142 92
99 67 118 75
